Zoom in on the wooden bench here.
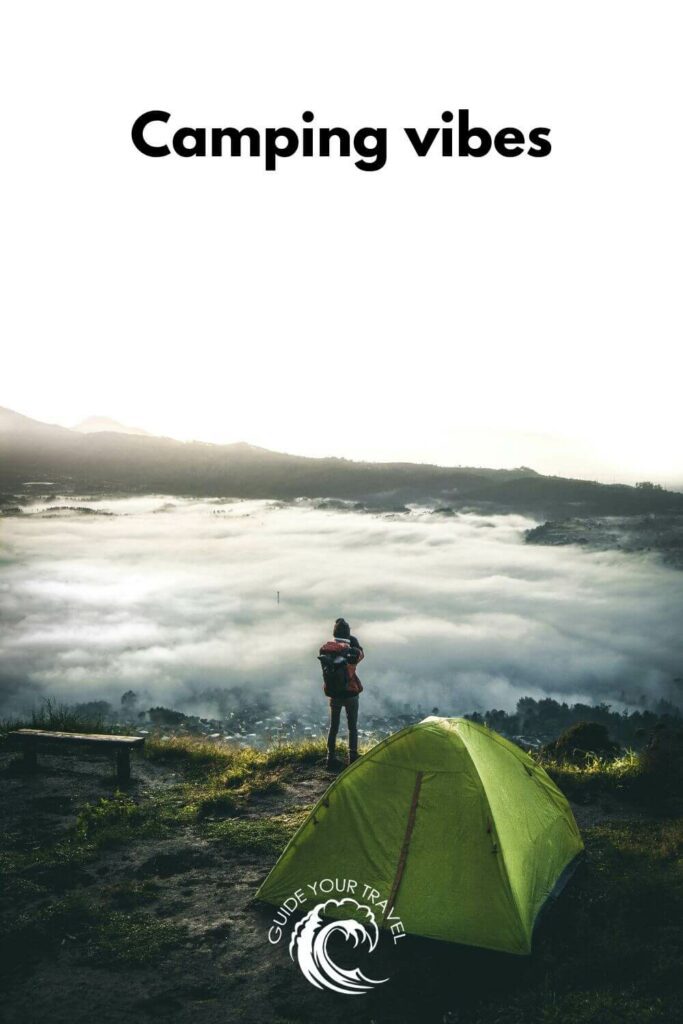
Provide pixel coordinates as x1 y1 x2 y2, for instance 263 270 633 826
7 729 145 783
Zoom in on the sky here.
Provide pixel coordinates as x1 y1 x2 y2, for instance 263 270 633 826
1 2 681 485
2 500 681 718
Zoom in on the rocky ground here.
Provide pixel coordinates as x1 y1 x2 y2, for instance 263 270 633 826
1 743 681 1024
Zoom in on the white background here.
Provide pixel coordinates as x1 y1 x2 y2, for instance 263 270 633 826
2 1 681 484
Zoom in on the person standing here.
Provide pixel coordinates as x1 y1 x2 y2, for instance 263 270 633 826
318 617 364 769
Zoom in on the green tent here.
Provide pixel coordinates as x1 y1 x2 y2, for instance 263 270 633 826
257 717 583 955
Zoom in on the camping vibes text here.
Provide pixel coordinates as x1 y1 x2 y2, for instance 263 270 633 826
131 109 551 171
267 877 406 945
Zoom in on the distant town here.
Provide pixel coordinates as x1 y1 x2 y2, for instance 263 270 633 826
60 690 683 754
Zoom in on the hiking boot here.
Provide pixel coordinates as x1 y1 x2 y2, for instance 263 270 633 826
326 755 341 771
348 751 360 764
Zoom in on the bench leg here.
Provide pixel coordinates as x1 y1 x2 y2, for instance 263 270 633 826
116 748 131 784
23 746 38 772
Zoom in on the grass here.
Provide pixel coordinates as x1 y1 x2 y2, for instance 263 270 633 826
537 747 683 812
146 734 327 774
538 750 643 796
0 697 118 736
146 735 328 821
87 912 187 966
550 820 683 984
0 790 172 884
201 810 309 853
2 728 682 1021
0 891 186 971
544 749 642 778
74 790 172 848
0 736 325 879
0 734 322 983
522 818 683 1022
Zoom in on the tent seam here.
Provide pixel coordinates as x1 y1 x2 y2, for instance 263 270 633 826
455 722 528 944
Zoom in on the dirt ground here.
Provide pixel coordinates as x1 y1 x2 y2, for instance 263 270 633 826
0 748 661 1024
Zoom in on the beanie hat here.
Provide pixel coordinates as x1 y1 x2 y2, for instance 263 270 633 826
333 617 351 639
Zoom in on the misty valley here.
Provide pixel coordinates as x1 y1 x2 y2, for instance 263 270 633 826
1 496 681 738
1 411 682 1024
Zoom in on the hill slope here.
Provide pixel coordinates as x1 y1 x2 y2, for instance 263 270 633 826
1 733 681 1024
1 406 681 518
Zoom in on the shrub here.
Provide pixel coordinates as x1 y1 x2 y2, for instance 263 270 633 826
542 722 621 764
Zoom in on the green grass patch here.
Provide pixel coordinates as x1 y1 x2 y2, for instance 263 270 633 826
260 738 329 768
145 735 244 775
145 735 329 822
75 790 171 849
536 735 683 813
189 769 286 820
146 734 327 776
202 810 308 855
537 749 651 803
76 791 145 841
87 912 186 967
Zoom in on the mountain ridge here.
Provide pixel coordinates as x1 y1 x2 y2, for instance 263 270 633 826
73 416 150 436
1 405 681 518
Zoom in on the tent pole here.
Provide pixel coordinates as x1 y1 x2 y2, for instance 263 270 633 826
383 770 424 924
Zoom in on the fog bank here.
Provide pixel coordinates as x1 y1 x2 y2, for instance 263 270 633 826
1 498 681 717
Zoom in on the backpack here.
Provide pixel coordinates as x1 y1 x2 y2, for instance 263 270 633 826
318 652 352 698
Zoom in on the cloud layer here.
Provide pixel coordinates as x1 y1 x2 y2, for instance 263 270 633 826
1 497 682 717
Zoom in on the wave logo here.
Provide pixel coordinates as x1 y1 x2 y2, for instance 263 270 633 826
289 897 389 995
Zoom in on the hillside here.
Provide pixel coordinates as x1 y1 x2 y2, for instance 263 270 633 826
2 407 682 518
73 417 150 436
1 725 681 1024
526 515 683 569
